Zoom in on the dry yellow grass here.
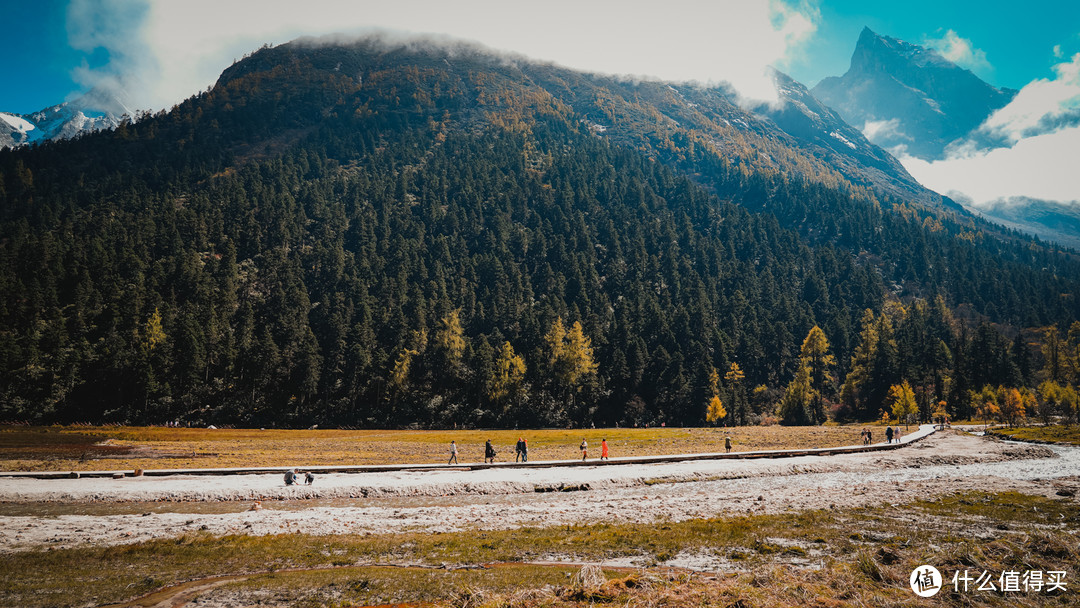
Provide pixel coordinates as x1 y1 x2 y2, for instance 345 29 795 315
0 425 868 472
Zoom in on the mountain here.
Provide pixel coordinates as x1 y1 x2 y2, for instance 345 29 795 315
812 27 1016 161
759 69 952 208
973 198 1080 250
1 35 1075 428
0 88 131 149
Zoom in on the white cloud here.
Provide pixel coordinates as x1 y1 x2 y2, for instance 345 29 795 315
66 0 818 111
861 118 903 141
901 51 1080 208
923 29 990 73
981 52 1080 142
902 126 1080 206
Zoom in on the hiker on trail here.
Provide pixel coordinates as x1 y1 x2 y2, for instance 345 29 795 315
886 426 894 444
867 429 872 444
484 439 496 463
515 437 526 462
284 468 299 486
601 438 609 460
521 437 528 462
448 440 458 465
894 427 902 443
580 439 588 461
725 436 732 453
305 471 315 485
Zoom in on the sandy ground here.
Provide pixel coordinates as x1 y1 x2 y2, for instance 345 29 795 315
2 428 1078 553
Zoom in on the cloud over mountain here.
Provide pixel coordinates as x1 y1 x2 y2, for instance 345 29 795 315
902 52 1080 208
67 0 818 112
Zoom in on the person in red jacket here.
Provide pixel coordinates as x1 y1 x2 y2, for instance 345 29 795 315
600 438 609 460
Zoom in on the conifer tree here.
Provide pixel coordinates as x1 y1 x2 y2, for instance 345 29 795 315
489 341 526 410
779 361 813 425
800 325 835 424
724 362 747 425
888 380 917 428
705 367 726 424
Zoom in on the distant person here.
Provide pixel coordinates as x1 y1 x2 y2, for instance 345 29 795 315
515 437 526 462
886 426 894 444
867 429 872 444
448 440 458 465
725 436 732 453
521 437 528 462
305 471 315 485
484 439 496 463
894 427 902 442
601 438 609 460
580 439 588 461
284 468 299 486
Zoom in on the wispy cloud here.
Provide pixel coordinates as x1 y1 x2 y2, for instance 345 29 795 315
903 127 1080 205
922 29 991 74
66 0 818 111
981 52 1080 142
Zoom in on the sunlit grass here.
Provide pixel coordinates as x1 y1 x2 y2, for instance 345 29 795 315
0 425 869 471
2 490 1076 607
990 425 1080 446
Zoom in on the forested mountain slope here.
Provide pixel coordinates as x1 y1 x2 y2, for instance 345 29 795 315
1 36 1077 427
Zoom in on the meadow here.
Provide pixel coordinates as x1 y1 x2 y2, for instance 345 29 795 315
0 424 874 472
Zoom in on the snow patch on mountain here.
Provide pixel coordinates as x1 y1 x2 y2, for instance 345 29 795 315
0 90 132 150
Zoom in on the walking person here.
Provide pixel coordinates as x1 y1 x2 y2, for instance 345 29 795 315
515 437 525 462
886 426 894 444
521 437 528 462
448 440 458 465
580 439 588 461
484 439 496 464
894 427 902 443
600 438 609 460
725 436 732 453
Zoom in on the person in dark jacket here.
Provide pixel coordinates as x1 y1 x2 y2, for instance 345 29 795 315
484 440 496 463
284 468 299 485
886 426 894 443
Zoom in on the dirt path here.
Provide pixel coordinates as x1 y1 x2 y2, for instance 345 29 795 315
2 430 1076 553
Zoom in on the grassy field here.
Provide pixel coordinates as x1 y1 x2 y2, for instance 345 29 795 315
989 425 1080 446
0 425 872 471
2 490 1075 607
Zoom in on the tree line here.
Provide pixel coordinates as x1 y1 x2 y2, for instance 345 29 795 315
2 40 1080 428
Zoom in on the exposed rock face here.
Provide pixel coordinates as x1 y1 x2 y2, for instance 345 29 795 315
812 27 1016 161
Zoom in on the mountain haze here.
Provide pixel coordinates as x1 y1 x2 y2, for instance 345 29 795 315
1 35 1075 428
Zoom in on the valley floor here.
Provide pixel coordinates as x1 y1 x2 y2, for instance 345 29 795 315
1 429 1077 607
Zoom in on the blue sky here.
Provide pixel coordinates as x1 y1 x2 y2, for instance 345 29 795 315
2 1 1077 114
786 0 1080 91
